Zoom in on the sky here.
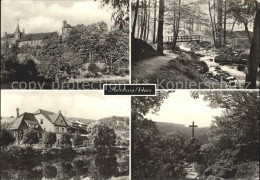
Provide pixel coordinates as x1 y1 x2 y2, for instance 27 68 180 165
1 90 130 120
1 0 113 36
145 91 222 127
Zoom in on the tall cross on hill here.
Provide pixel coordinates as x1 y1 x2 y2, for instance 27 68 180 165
189 121 198 138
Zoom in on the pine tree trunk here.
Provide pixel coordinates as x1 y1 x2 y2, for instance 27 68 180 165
245 6 259 89
140 0 145 39
172 0 181 51
143 0 147 40
153 0 157 43
132 0 139 37
213 0 217 34
230 19 236 34
244 21 251 43
146 0 151 41
223 0 227 44
137 14 141 38
157 0 164 54
216 0 223 48
209 0 216 46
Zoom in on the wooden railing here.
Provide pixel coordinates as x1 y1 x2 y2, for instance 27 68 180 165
166 35 201 42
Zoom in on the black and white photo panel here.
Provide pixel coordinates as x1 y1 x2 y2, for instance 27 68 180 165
131 0 260 89
1 0 129 90
0 90 130 180
131 90 259 179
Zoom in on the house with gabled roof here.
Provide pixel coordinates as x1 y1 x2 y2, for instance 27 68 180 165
33 109 68 134
10 108 88 146
10 110 43 144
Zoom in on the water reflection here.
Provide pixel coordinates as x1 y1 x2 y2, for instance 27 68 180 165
0 152 129 180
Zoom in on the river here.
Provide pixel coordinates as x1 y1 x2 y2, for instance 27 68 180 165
0 152 129 180
178 42 252 88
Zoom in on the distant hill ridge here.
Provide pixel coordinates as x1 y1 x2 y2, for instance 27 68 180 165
156 122 210 144
66 117 96 125
99 116 129 131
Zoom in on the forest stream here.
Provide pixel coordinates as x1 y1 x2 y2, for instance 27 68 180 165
178 42 246 82
184 162 199 180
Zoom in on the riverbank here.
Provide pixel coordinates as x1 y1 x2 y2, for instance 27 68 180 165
0 145 129 161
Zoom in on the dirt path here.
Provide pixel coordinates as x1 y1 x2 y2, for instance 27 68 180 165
132 52 177 81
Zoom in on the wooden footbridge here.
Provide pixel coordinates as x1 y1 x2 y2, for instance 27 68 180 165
166 35 201 42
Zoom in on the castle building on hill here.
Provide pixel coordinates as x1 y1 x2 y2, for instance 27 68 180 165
62 20 74 40
1 20 74 47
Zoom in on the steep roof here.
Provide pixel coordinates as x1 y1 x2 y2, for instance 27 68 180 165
2 33 15 39
17 54 41 65
48 113 60 123
1 116 16 124
20 32 53 41
14 23 21 34
63 22 73 28
33 109 55 121
10 115 24 130
33 109 65 125
10 112 39 130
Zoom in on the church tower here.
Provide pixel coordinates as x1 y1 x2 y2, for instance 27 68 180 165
14 20 22 40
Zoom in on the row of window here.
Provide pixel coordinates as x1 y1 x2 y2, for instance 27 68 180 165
40 119 66 133
55 126 65 133
20 40 42 46
28 124 38 128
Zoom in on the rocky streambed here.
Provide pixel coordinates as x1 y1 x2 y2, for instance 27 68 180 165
178 42 250 88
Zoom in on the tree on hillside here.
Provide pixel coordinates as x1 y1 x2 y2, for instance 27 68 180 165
132 92 173 179
96 28 129 73
66 22 108 63
0 129 15 148
191 91 259 160
43 132 56 148
37 32 64 81
23 130 39 146
132 91 191 179
132 118 161 178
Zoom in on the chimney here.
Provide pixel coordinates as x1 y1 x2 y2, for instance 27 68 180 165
63 20 67 28
22 29 25 34
16 108 19 118
5 32 7 36
58 110 61 114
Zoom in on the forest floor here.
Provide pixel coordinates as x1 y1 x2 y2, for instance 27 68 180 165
131 52 177 82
